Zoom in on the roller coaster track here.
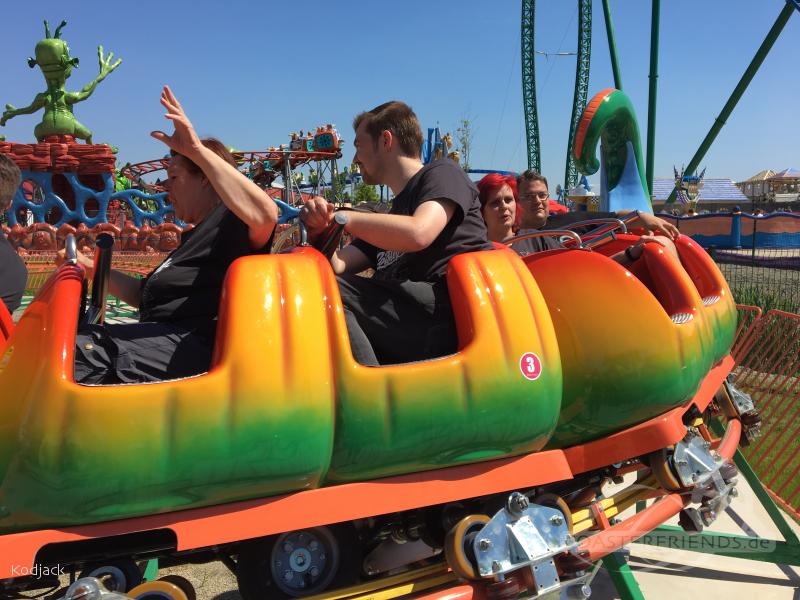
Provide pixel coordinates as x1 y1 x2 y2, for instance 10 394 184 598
120 150 340 193
521 0 592 188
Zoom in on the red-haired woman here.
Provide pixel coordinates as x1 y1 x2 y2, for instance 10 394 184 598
476 172 519 243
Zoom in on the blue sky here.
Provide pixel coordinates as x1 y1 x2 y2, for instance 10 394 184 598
1 0 797 189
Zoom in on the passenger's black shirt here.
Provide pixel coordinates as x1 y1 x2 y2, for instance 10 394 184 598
351 160 493 281
139 204 269 337
511 211 618 256
0 234 27 314
510 228 563 256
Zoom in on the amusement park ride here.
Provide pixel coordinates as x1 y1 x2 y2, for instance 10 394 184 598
0 4 797 600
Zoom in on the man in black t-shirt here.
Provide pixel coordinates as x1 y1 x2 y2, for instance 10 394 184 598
301 101 492 365
0 154 27 315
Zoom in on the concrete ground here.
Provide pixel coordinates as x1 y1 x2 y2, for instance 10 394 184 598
590 474 800 599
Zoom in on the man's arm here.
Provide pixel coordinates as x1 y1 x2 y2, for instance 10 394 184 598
301 196 456 251
616 210 679 240
301 196 457 273
548 209 679 240
341 199 456 252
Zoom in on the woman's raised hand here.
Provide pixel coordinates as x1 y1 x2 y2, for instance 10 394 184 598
150 86 204 160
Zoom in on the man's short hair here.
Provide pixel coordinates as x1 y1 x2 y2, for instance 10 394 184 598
517 169 548 192
353 101 423 159
0 154 21 213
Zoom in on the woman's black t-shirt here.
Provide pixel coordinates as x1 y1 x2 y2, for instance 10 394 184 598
351 160 493 281
0 234 27 313
139 204 269 338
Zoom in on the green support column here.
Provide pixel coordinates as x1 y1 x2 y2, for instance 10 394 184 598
142 559 158 582
708 419 799 545
601 551 646 600
601 0 623 90
666 3 796 203
563 0 592 191
521 0 541 172
645 0 660 196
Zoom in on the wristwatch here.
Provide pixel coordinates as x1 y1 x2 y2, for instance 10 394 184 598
334 211 349 227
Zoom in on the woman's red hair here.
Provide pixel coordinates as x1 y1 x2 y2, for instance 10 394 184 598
477 173 520 226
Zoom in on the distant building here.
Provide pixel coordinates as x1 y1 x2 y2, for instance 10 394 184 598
737 169 775 204
736 168 800 210
768 168 800 206
651 178 748 214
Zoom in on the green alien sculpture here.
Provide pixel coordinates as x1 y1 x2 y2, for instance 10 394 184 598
0 20 121 144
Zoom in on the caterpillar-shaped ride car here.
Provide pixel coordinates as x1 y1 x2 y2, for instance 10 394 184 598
0 89 757 600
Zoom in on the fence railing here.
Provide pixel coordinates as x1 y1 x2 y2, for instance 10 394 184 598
732 306 800 522
712 247 800 314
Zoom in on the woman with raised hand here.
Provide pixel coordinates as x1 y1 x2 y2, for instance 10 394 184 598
62 86 278 384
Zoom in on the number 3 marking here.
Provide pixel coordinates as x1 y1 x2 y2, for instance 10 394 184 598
519 352 543 381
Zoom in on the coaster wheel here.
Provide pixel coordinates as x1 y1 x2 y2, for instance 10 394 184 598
648 447 683 491
127 579 190 600
78 559 142 592
532 493 573 534
154 575 196 600
237 524 358 600
444 514 490 580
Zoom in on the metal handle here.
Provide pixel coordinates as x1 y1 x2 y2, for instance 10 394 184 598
86 233 114 325
503 229 583 248
560 218 628 235
559 218 629 251
64 234 78 265
273 196 301 225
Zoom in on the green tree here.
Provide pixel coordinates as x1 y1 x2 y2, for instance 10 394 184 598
352 182 380 205
456 116 474 172
308 167 319 188
322 170 351 204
